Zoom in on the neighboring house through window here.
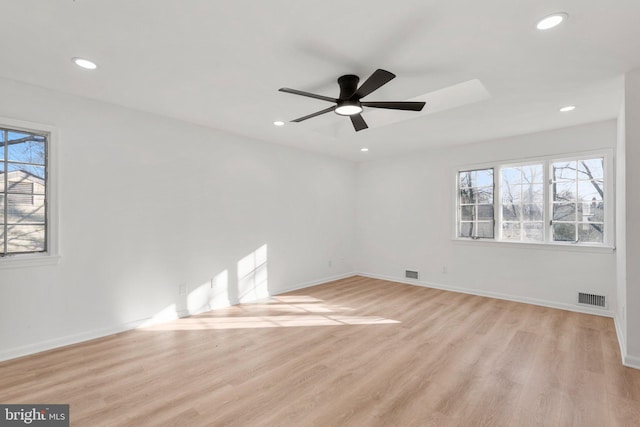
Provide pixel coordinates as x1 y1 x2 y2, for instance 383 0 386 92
0 126 48 256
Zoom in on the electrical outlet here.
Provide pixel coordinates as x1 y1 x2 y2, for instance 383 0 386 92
442 265 447 274
328 259 333 268
178 283 187 296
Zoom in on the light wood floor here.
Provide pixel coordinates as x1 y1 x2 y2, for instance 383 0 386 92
1 276 640 426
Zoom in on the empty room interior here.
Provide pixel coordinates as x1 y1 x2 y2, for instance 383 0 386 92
2 1 640 426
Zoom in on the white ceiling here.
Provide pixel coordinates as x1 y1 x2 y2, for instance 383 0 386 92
1 0 638 161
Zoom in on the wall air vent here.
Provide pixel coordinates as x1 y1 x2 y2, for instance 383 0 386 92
405 270 419 280
577 292 607 309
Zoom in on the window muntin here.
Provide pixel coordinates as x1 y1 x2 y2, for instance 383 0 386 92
500 163 544 242
0 127 48 256
551 157 604 244
458 168 494 239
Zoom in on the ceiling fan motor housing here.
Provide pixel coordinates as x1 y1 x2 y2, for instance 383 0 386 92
338 74 360 99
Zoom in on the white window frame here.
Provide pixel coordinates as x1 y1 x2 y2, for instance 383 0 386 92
0 117 59 269
453 149 614 252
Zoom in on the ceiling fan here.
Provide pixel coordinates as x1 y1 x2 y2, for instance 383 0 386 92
279 69 426 132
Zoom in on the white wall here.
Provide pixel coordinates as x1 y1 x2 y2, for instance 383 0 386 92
624 68 640 366
616 94 627 356
0 78 356 361
356 120 617 313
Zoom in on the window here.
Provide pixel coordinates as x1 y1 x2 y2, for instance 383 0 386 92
500 163 544 242
458 168 494 239
551 158 604 244
456 152 611 247
1 126 48 257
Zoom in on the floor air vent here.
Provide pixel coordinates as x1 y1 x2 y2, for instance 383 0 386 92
405 270 419 279
578 292 607 309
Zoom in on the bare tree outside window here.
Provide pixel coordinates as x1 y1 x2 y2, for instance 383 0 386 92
0 127 47 256
501 164 544 242
458 168 494 239
551 158 604 243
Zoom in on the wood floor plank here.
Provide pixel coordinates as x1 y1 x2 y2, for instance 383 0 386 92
0 275 638 426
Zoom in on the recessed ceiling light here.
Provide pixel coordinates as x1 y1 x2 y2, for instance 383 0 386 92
273 121 285 126
72 57 98 70
360 148 369 152
536 13 568 30
560 105 576 112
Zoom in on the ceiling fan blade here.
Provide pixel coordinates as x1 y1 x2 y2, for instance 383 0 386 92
279 88 337 103
291 106 336 122
355 69 396 99
361 101 426 111
350 113 368 132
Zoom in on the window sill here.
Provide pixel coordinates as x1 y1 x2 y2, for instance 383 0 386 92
0 253 61 269
451 238 615 254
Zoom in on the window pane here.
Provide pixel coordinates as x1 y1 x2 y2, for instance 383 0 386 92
579 223 604 243
477 205 494 220
502 183 521 204
522 184 543 203
502 167 521 184
459 171 473 188
552 161 577 181
460 205 474 220
583 201 604 223
476 169 493 187
578 180 603 202
0 194 4 224
522 204 543 221
476 222 494 238
7 132 45 165
460 222 473 238
6 225 45 253
578 158 604 180
553 203 576 221
0 131 5 160
502 204 521 221
523 223 544 241
553 182 575 201
476 187 493 203
553 223 576 241
8 162 45 181
7 194 46 223
459 188 475 204
522 164 544 184
502 222 521 241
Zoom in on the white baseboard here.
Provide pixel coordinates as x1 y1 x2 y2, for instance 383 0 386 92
614 317 640 370
275 271 358 294
0 318 148 363
623 354 640 370
0 271 358 363
357 272 615 318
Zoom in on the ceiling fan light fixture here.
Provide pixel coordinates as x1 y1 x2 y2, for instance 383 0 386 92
536 13 568 30
334 103 363 116
72 57 98 69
